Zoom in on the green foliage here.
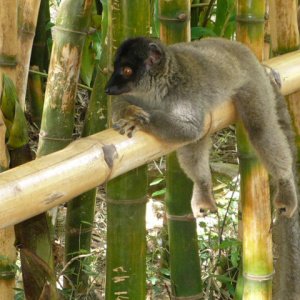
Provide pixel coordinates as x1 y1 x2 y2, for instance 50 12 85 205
80 11 102 86
191 26 217 39
190 0 236 40
213 0 236 38
14 288 25 300
0 75 29 148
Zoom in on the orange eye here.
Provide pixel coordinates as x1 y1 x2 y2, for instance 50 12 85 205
123 66 133 77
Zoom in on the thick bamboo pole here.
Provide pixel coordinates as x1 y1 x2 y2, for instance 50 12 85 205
237 1 273 299
269 1 300 299
105 1 150 299
0 51 299 229
0 100 232 229
0 1 18 298
0 113 14 300
16 0 41 109
64 0 109 291
158 0 202 298
0 0 18 92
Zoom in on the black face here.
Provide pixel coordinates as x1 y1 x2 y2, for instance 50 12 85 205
105 37 151 95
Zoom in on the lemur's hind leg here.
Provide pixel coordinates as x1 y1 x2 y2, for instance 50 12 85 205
177 136 217 217
234 82 297 217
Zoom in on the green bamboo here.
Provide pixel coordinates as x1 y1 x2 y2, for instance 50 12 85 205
64 0 108 293
27 0 51 126
236 1 273 299
105 1 150 299
27 66 44 126
191 0 201 27
37 0 93 156
159 0 202 298
269 1 300 298
30 0 51 71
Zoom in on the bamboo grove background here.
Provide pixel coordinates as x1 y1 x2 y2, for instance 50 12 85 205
0 0 299 299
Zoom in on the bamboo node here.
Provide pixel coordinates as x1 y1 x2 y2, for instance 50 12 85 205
243 271 275 281
53 26 88 36
102 144 118 169
159 13 190 23
171 292 203 300
39 132 73 142
166 213 195 222
19 27 36 36
0 55 17 67
106 197 148 205
236 15 265 24
0 270 16 280
263 64 282 89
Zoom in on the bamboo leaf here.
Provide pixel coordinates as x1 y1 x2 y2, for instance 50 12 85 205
81 36 96 86
6 101 29 148
191 26 217 40
152 188 166 197
80 14 102 86
149 177 164 186
1 75 17 122
80 31 101 86
0 75 29 148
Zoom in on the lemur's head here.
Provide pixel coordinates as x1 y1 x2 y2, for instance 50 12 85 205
105 37 166 95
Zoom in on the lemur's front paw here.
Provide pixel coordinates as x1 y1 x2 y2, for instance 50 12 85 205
274 179 298 218
123 105 150 125
113 105 150 138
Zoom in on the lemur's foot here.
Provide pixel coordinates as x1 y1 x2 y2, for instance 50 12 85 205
191 186 217 217
274 179 298 218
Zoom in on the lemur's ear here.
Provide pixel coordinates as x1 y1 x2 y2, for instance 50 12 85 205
145 42 163 70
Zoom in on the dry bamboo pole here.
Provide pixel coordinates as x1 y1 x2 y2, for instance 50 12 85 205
0 0 18 92
269 1 300 298
236 1 273 299
16 0 41 109
0 1 18 298
0 100 234 229
0 113 14 300
0 51 298 229
64 0 109 291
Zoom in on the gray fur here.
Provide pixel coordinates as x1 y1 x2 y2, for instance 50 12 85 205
106 37 298 218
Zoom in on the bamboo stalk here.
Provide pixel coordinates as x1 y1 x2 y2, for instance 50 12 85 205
16 0 41 109
269 1 300 299
105 1 150 299
64 0 109 292
37 0 93 157
17 0 94 297
158 0 202 298
0 113 14 300
0 0 18 92
0 1 18 298
27 0 51 126
236 1 273 299
0 50 299 228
